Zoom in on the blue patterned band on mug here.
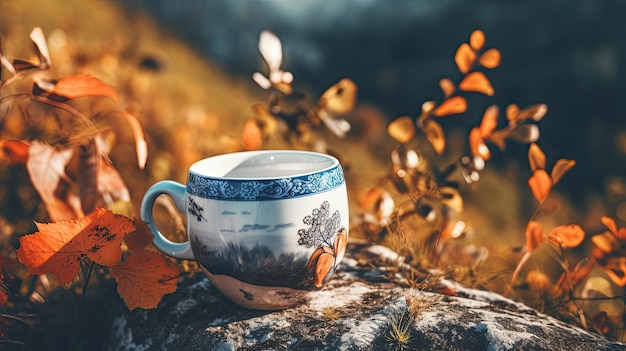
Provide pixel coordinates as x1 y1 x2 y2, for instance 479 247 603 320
187 165 345 201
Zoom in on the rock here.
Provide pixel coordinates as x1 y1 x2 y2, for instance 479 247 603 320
107 244 624 351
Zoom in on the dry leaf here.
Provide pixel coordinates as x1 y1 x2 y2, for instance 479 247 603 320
548 224 585 248
469 30 485 51
258 30 283 74
36 74 119 100
506 104 519 121
454 43 475 74
422 120 446 154
479 105 498 136
517 104 548 122
591 232 620 254
601 216 618 236
528 143 546 171
601 257 626 287
551 159 575 184
478 48 501 69
526 270 550 293
459 71 495 96
27 142 83 221
525 220 545 252
318 78 357 116
17 208 134 284
121 112 148 169
125 219 154 253
0 140 30 164
469 128 490 160
30 27 51 68
439 78 455 98
110 250 181 310
433 96 467 117
387 116 415 144
507 124 540 144
241 119 263 151
528 169 552 203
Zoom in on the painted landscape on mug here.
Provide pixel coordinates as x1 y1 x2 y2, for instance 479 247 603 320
191 235 316 290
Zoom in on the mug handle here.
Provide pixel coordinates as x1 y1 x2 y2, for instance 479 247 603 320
140 180 195 260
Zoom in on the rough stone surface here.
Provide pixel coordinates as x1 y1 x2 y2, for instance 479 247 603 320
107 244 624 351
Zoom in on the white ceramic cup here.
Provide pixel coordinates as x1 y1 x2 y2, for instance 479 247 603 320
141 150 349 310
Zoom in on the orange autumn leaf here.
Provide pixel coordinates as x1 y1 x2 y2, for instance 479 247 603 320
469 30 485 51
38 74 119 100
506 104 520 121
459 71 495 96
528 169 552 203
478 48 501 69
528 143 546 171
387 116 415 144
601 257 626 287
27 142 83 221
421 119 446 155
439 78 455 98
525 221 545 252
601 216 618 236
454 43 475 74
551 159 576 184
125 219 154 253
478 105 498 136
109 250 181 310
548 224 585 248
17 208 134 284
0 140 29 164
433 96 467 117
241 119 263 151
469 127 490 160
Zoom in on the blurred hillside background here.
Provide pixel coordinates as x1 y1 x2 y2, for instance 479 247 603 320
1 0 625 237
122 0 626 217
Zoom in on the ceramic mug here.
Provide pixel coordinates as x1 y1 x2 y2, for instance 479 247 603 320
141 150 349 310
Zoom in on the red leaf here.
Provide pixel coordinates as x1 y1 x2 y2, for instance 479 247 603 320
459 72 495 96
40 74 119 100
17 208 134 284
109 250 181 310
528 169 552 203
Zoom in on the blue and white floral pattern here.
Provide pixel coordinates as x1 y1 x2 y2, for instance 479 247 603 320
187 165 345 200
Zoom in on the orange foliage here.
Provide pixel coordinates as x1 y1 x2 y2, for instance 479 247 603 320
17 208 133 284
459 72 495 96
548 224 585 248
528 169 553 203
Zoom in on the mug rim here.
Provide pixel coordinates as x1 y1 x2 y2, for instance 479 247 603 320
186 150 345 201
